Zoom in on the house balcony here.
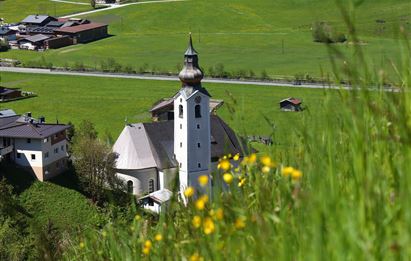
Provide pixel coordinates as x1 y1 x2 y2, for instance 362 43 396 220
0 145 14 156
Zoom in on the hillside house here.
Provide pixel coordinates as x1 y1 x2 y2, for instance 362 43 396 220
280 97 302 111
0 27 17 41
0 110 71 181
112 35 245 213
21 15 57 27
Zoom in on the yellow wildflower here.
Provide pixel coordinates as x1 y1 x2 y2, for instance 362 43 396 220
218 159 231 171
101 230 107 238
144 240 152 249
260 155 275 167
238 177 246 187
233 153 240 161
216 208 224 220
184 187 195 198
198 175 209 187
195 194 209 210
282 166 294 177
142 247 150 255
79 242 85 249
234 216 246 230
190 253 203 261
262 166 270 174
291 169 303 181
241 156 249 165
223 173 233 184
154 233 163 241
248 153 257 164
192 215 202 228
134 214 141 221
203 217 215 235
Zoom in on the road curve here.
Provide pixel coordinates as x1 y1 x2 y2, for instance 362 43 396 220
0 67 352 90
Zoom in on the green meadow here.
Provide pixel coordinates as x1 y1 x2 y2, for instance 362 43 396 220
0 0 91 23
0 71 338 144
1 0 410 79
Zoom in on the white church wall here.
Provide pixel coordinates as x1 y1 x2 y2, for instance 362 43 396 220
116 168 158 196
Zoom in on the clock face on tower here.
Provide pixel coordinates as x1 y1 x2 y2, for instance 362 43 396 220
195 96 202 104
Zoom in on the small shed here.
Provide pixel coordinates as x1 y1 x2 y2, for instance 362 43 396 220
0 87 22 101
139 189 173 213
279 97 302 111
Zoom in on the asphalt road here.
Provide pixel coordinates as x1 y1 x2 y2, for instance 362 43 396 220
0 67 353 90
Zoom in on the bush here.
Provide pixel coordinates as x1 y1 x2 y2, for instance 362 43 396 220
312 21 347 43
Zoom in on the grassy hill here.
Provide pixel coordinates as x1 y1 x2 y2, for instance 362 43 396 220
1 0 410 80
0 71 342 146
0 0 91 23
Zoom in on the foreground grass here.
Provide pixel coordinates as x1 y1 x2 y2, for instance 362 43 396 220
1 0 410 79
0 72 339 144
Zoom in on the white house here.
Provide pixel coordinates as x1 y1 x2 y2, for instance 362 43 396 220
0 110 71 181
113 35 245 212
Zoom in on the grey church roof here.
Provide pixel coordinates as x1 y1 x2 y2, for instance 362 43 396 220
22 15 54 24
113 115 245 171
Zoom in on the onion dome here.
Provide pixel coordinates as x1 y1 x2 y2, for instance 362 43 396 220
179 33 204 86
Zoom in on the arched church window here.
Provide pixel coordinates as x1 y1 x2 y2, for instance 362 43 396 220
127 180 133 194
179 105 183 118
195 105 201 118
149 179 155 193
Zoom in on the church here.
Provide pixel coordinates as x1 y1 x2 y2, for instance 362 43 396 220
112 35 245 212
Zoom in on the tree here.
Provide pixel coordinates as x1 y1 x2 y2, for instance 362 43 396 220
72 121 122 203
90 0 96 9
0 38 9 52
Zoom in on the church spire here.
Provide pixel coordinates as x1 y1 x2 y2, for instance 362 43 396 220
179 33 204 88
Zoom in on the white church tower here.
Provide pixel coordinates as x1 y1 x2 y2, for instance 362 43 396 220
174 33 211 198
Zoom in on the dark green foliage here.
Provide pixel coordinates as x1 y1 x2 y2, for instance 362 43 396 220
312 21 347 43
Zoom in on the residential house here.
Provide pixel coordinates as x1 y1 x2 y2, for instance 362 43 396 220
17 34 52 50
21 15 57 27
0 111 71 181
0 87 22 101
0 26 17 41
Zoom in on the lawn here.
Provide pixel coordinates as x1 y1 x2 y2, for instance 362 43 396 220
0 71 340 146
1 0 410 80
0 0 91 23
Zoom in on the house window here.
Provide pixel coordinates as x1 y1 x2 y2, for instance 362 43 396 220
179 162 182 168
198 163 201 168
31 154 36 160
127 180 133 194
180 142 182 148
149 179 155 193
17 153 21 159
197 124 200 129
180 124 182 129
27 138 31 144
180 98 182 102
43 138 48 143
54 147 59 154
197 143 201 148
45 152 49 159
195 105 201 118
179 105 183 118
61 145 64 151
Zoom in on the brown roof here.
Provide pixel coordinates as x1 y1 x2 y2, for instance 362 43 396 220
280 97 301 105
54 22 107 34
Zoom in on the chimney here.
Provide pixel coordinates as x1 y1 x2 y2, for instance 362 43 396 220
26 112 32 118
39 116 45 123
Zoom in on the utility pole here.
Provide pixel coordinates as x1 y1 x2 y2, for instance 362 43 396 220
281 39 284 54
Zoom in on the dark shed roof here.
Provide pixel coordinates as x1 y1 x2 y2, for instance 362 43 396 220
18 34 52 43
55 22 107 34
0 27 16 35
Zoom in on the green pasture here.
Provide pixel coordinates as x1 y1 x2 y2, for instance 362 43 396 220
0 0 91 23
0 71 340 144
1 0 410 80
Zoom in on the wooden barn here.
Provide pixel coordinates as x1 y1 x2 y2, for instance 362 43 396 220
54 22 108 43
279 97 302 111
